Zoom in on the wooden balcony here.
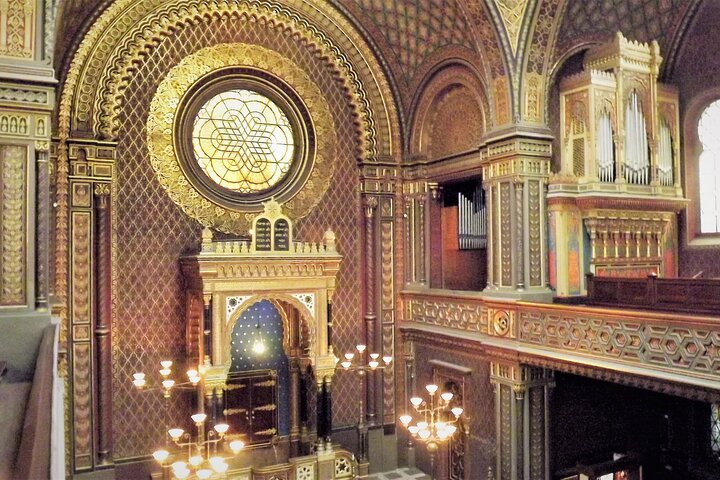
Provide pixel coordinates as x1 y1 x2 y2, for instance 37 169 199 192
401 288 720 399
586 273 720 315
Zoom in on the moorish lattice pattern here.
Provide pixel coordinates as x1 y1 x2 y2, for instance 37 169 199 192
193 89 295 193
351 0 474 79
113 15 362 459
554 0 694 62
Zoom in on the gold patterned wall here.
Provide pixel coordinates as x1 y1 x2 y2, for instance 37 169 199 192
0 0 36 59
0 143 27 305
112 15 361 459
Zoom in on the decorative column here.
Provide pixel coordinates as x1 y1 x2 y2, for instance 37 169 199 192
482 134 552 301
363 195 378 423
490 362 554 480
94 183 113 465
67 141 116 471
316 377 333 451
361 164 399 428
402 180 430 285
35 143 50 309
203 294 212 364
289 358 301 454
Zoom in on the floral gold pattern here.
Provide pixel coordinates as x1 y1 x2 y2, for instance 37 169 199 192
0 144 26 306
147 43 336 234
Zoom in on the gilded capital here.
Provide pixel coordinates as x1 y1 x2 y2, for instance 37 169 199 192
364 196 378 218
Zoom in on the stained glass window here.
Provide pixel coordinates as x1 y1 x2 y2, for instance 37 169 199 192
698 100 720 233
192 89 295 193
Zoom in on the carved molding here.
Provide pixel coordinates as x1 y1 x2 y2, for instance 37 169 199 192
403 290 720 394
0 144 27 306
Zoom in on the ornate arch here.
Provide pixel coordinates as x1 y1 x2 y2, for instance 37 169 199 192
408 62 489 158
224 293 315 368
53 0 403 318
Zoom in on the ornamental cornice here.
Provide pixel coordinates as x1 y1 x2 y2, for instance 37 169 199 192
189 258 342 281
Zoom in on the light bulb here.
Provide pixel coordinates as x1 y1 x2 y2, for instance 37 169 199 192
189 455 203 467
369 361 379 369
383 355 392 365
230 439 244 453
341 361 351 369
419 429 431 440
159 368 171 377
214 423 229 435
417 421 428 430
196 468 212 479
425 384 438 395
344 353 354 361
190 375 200 385
168 428 184 440
437 428 449 440
252 338 266 354
132 373 146 388
174 467 190 479
441 392 453 402
399 414 412 426
162 379 175 389
160 360 173 369
370 353 379 360
356 344 366 353
408 425 419 436
446 425 457 436
152 449 169 463
186 369 198 379
171 461 186 471
209 456 227 472
410 396 422 407
451 407 463 417
191 413 207 424
208 457 225 472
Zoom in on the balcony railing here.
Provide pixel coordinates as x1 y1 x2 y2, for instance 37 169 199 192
402 288 720 394
586 273 720 315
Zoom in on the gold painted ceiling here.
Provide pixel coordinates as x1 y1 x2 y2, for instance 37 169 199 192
54 0 702 135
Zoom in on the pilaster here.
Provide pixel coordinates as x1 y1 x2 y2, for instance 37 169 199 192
481 131 553 301
65 138 116 471
360 164 399 426
490 361 554 480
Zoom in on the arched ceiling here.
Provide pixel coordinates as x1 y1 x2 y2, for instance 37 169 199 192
54 0 705 137
552 0 702 76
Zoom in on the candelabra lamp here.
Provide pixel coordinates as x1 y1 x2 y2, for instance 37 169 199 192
399 384 465 480
132 361 245 479
338 344 392 462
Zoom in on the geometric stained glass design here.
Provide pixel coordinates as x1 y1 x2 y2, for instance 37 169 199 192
698 100 720 233
192 89 295 193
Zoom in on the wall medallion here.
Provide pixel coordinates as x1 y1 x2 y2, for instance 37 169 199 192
147 43 336 234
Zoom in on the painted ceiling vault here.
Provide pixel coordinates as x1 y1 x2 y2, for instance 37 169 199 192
53 0 703 149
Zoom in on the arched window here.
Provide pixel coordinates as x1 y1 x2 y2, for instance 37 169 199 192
698 100 720 233
683 92 720 245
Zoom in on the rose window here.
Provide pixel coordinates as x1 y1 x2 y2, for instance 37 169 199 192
192 89 295 193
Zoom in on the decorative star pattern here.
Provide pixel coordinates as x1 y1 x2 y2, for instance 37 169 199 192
193 90 294 193
231 300 290 436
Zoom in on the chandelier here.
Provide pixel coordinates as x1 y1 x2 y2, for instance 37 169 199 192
399 384 465 479
132 361 245 479
337 344 392 461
